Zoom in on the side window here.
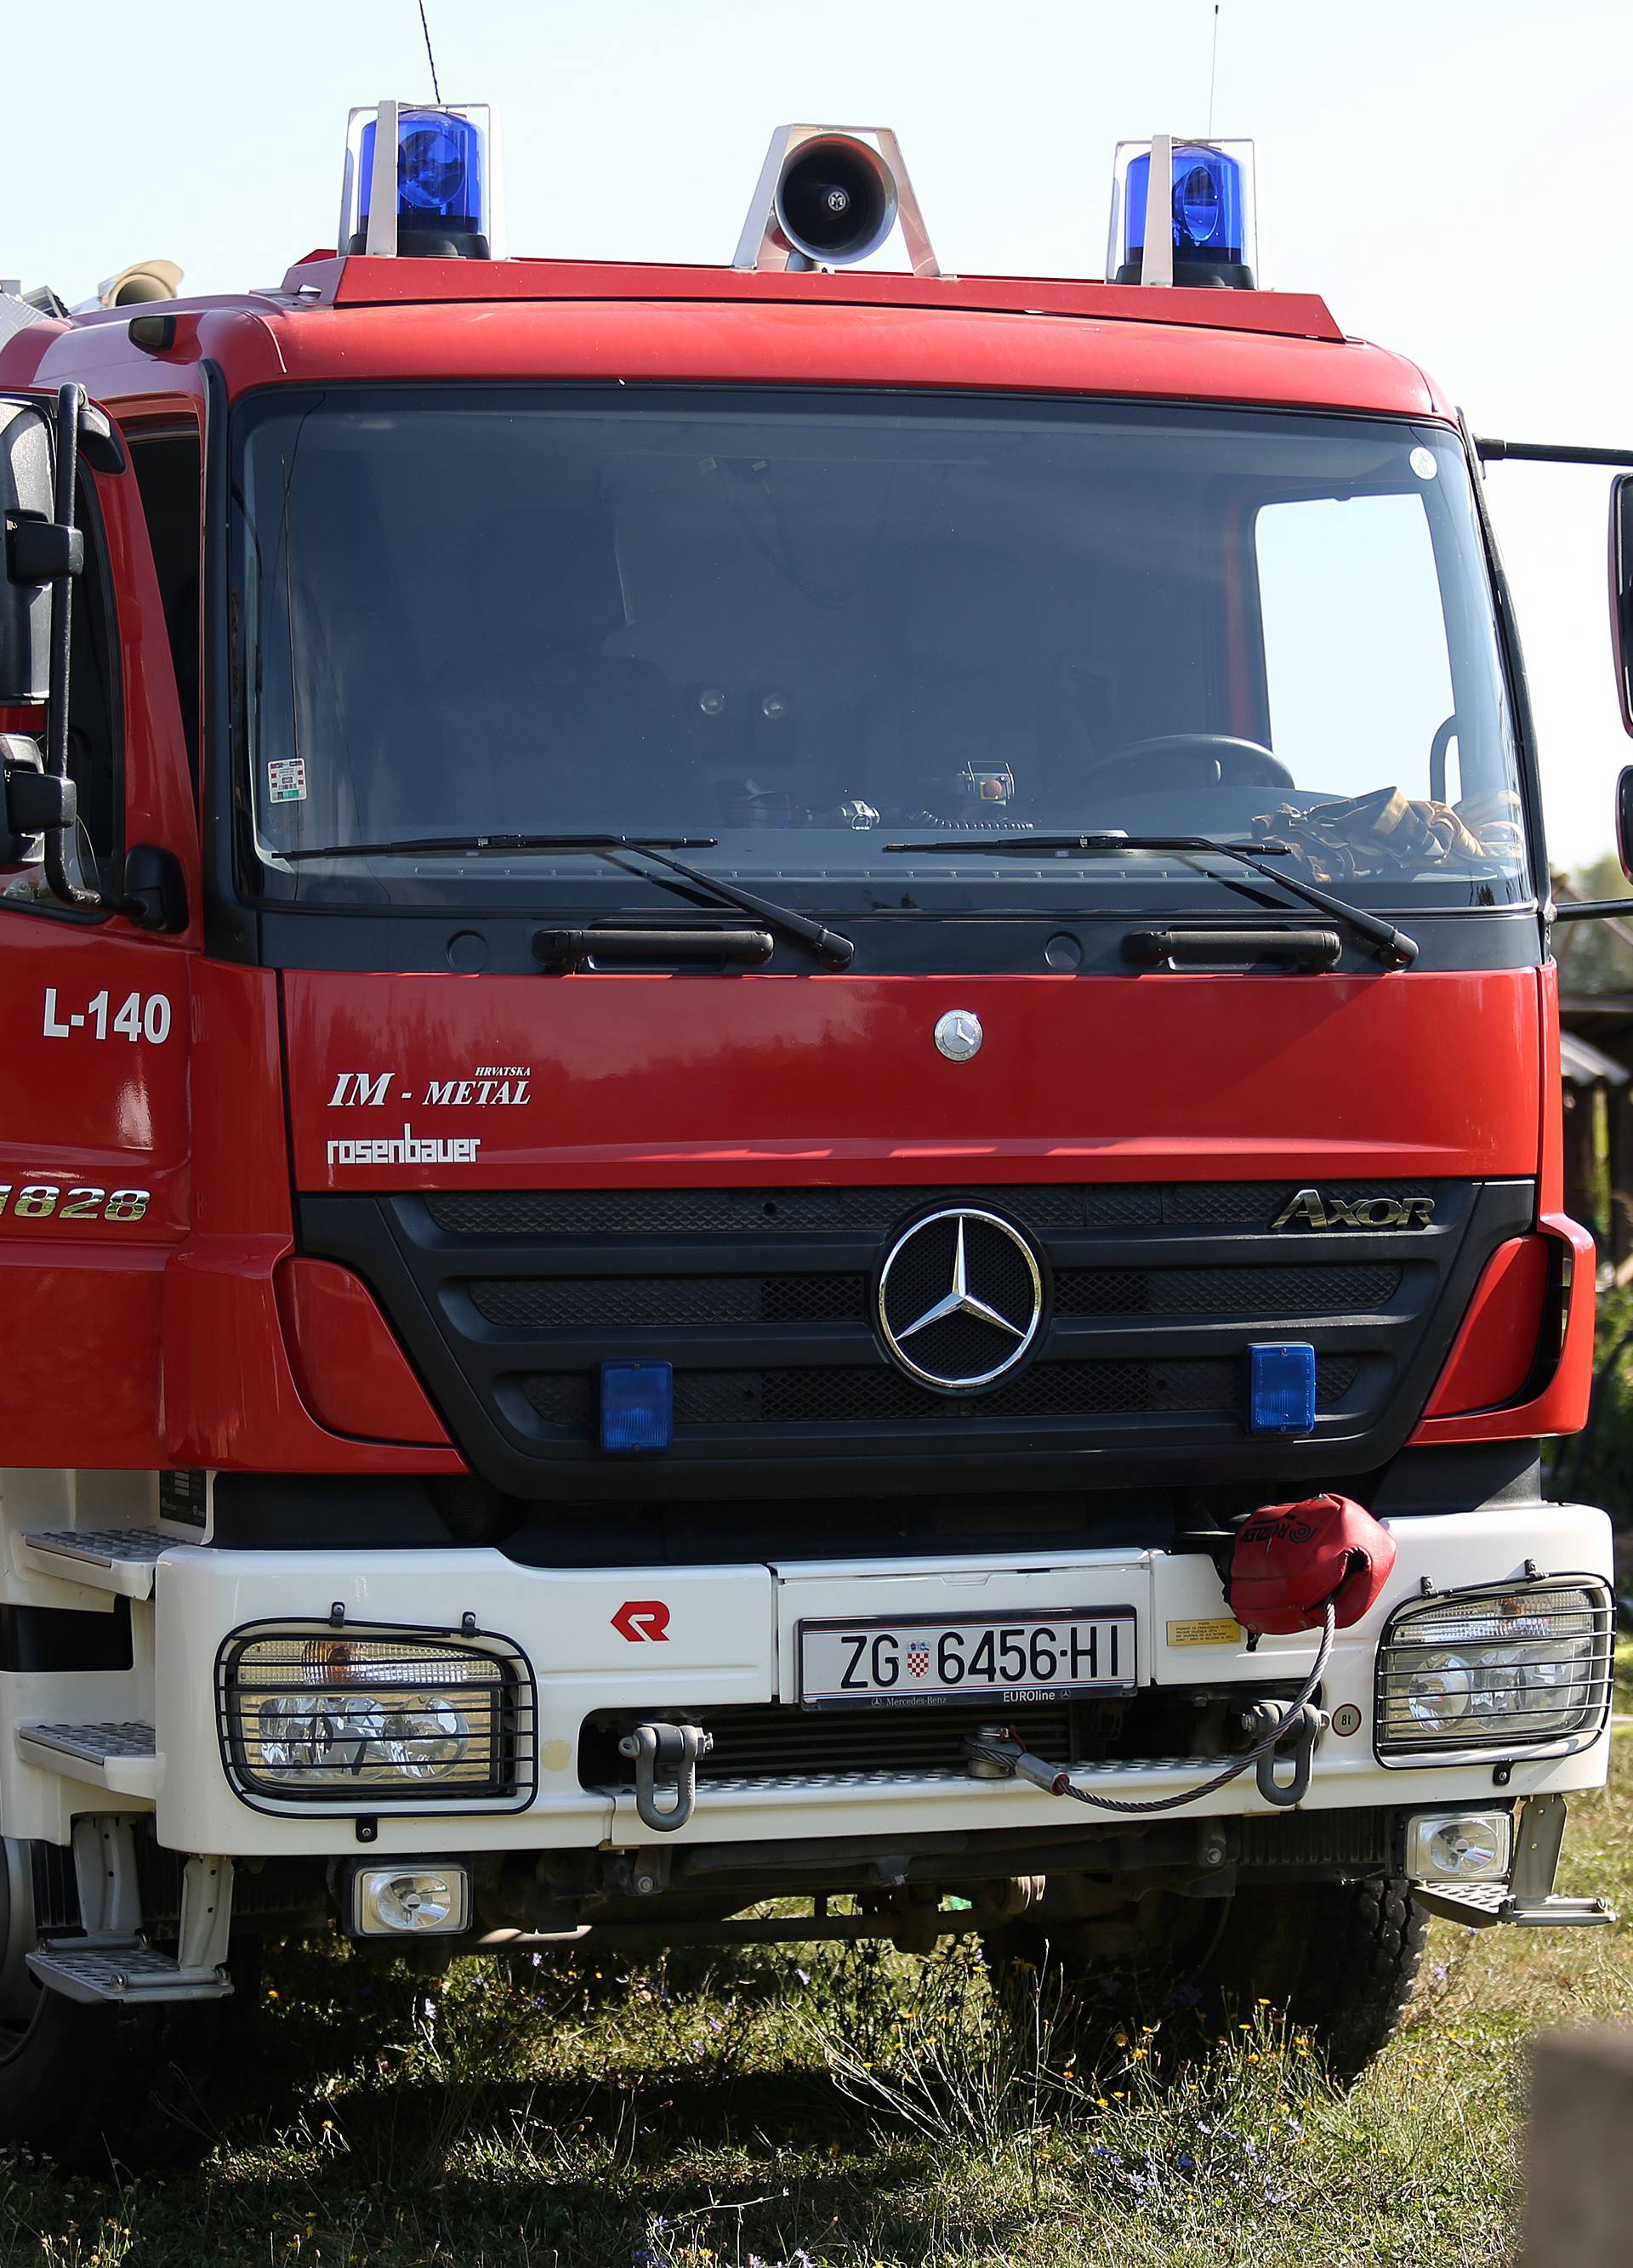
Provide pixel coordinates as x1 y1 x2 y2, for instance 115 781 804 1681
1255 494 1457 804
128 430 202 799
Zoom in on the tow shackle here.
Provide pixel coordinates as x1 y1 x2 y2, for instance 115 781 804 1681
617 1721 714 1833
1243 1699 1327 1809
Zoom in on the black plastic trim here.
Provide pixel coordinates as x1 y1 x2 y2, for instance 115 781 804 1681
0 1597 133 1672
297 1176 1533 1505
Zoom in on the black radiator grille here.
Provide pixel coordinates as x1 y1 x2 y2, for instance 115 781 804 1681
526 1356 1362 1430
472 1261 1402 1333
429 1180 1437 1243
470 1273 871 1330
578 1690 1319 1788
438 1183 1176 1240
298 1172 1508 1497
580 1699 1090 1784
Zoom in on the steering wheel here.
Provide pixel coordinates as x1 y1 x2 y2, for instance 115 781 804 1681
1084 734 1297 793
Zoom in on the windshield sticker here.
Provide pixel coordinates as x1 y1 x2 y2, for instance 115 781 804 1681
268 758 308 804
1408 446 1438 480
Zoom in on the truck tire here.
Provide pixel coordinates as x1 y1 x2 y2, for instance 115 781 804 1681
0 1988 228 2172
1206 1874 1427 2080
987 1873 1426 2083
0 1839 228 2172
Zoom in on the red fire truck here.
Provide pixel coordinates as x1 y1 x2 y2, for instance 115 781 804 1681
0 109 1627 2167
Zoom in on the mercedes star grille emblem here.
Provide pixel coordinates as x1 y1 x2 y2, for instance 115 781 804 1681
876 1207 1045 1391
934 1009 983 1062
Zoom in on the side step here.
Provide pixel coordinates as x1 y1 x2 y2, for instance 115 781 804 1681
17 1720 162 1799
26 1940 233 2004
15 1526 179 1599
27 1839 234 2005
1414 1883 1614 1929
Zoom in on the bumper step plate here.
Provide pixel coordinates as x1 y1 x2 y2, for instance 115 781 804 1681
16 1526 179 1599
1414 1883 1615 1929
27 1940 232 2005
16 1719 161 1799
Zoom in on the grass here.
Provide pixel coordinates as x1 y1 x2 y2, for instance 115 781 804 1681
5 1759 1633 2268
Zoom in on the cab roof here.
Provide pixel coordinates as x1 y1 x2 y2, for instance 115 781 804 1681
5 256 1453 425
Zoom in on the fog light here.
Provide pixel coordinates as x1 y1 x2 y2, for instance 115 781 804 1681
1404 1809 1511 1884
352 1862 470 1935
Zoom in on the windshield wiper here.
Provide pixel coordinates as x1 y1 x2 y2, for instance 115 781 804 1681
278 833 856 969
883 833 1418 969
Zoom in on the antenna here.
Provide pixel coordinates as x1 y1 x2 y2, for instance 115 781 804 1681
417 0 443 105
1207 4 1220 139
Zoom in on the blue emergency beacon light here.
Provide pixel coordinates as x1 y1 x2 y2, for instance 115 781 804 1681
339 101 504 259
1107 135 1257 289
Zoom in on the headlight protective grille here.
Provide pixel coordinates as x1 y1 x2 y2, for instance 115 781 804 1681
1374 1577 1612 1762
217 1622 536 1812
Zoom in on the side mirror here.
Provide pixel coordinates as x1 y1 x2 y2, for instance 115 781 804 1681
0 734 54 867
1612 473 1633 736
0 399 57 702
1619 765 1633 884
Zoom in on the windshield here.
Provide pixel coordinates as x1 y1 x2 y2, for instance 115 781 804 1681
236 388 1527 914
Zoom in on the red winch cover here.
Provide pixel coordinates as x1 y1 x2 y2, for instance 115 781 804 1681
1226 1494 1397 1636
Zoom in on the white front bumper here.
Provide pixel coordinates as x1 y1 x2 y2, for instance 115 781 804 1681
138 1500 1613 1857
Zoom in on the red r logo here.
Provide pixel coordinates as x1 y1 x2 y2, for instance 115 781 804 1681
612 1600 671 1642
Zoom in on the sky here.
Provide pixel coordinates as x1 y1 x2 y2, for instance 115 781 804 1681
7 0 1631 869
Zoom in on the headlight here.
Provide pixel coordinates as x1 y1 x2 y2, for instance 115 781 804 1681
218 1623 536 1810
1375 1579 1612 1761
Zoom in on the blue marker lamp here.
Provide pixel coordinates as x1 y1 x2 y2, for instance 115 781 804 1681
1247 1342 1317 1436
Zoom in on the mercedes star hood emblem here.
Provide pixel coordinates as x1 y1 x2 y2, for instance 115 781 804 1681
876 1206 1045 1391
934 1009 983 1062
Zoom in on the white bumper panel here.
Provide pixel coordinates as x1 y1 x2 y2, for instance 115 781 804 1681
145 1501 1613 1857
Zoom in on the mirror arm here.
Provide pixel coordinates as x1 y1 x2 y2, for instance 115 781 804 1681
1476 438 1633 468
1551 901 1633 923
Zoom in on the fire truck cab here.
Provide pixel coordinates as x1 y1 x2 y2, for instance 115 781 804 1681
0 111 1623 2165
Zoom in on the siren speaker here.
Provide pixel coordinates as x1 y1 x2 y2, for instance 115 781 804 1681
774 134 896 266
735 125 942 276
97 260 184 308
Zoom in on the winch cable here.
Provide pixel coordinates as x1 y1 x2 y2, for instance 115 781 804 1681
969 1604 1335 1815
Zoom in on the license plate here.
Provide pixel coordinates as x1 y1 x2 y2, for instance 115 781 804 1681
797 1608 1137 1709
